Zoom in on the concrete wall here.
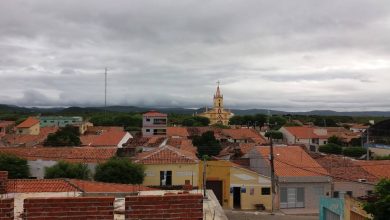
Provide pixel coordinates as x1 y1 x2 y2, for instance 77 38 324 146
143 163 199 187
279 182 332 211
40 116 83 128
117 132 132 148
334 181 374 198
17 123 39 135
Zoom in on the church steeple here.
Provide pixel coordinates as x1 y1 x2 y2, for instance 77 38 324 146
214 81 223 98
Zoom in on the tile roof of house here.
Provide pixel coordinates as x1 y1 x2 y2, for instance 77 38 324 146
283 126 328 139
124 136 165 148
89 131 128 147
134 145 199 164
2 126 58 146
354 160 390 180
0 147 117 163
166 138 197 154
6 179 77 193
255 146 329 177
67 179 152 192
0 121 14 128
143 110 167 117
314 154 378 182
5 178 152 193
16 117 40 128
167 127 189 137
85 126 124 135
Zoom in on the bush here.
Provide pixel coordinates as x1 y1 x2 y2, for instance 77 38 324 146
265 131 283 139
44 125 81 146
328 135 344 146
44 161 91 180
0 153 30 179
94 157 145 184
342 147 367 157
318 143 342 155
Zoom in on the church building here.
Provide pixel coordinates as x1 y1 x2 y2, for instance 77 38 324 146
198 83 234 126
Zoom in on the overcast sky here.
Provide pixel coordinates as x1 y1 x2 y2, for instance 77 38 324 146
1 0 390 111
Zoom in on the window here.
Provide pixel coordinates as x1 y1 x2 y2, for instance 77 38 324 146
346 191 353 197
366 190 373 195
324 141 327 144
297 188 304 203
160 171 172 186
154 129 166 135
146 129 150 132
146 118 150 122
153 118 167 125
280 188 287 203
261 187 271 195
333 191 339 198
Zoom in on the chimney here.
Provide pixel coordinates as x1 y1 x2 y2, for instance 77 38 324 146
0 171 8 194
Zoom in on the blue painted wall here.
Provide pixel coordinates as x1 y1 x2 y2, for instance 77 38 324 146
319 196 344 220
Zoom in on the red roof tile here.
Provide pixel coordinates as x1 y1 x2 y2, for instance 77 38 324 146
7 179 77 193
0 121 14 128
167 127 189 137
135 145 198 164
143 111 167 117
16 117 39 128
3 126 58 146
255 146 329 177
284 126 328 139
0 147 117 163
81 130 130 147
354 160 390 180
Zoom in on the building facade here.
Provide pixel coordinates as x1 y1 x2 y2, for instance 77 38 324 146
198 83 233 126
142 111 168 137
16 117 40 135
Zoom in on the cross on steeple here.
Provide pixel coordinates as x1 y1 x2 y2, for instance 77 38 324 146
217 81 220 86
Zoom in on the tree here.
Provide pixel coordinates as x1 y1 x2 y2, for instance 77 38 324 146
318 143 342 155
192 131 221 158
44 161 91 180
265 130 283 139
94 157 145 184
328 135 344 146
0 153 29 179
182 116 210 127
342 147 366 158
44 125 81 147
350 137 362 147
363 178 390 220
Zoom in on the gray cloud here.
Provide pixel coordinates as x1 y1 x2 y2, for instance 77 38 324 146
0 0 390 111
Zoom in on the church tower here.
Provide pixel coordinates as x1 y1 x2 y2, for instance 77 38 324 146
198 82 234 126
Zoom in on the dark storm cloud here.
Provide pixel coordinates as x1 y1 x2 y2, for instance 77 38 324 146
0 0 390 111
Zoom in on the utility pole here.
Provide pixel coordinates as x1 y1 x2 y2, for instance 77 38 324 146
104 67 107 117
366 127 370 161
203 157 207 198
266 110 276 214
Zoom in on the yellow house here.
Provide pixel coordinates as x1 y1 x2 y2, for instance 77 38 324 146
16 117 40 135
199 160 272 210
198 83 234 126
134 145 199 187
344 195 373 220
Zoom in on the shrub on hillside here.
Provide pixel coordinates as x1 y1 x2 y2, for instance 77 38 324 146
318 143 342 155
342 147 367 158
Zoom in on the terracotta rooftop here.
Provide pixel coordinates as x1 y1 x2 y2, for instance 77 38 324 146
7 179 77 193
167 127 189 137
283 126 328 139
81 130 129 147
16 117 40 128
134 145 199 164
255 146 329 177
314 154 378 182
124 136 165 148
143 110 167 117
354 160 390 180
2 126 58 146
0 147 117 163
0 121 14 128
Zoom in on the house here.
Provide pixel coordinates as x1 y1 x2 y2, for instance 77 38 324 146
0 121 14 138
80 129 132 148
221 128 267 144
142 111 168 137
279 126 328 151
350 124 369 133
248 146 331 213
39 116 91 134
199 159 272 210
325 127 361 144
2 126 58 147
134 145 199 188
314 154 376 198
0 147 117 178
167 127 189 138
15 117 40 135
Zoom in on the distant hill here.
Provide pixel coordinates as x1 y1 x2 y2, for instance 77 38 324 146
1 104 390 117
